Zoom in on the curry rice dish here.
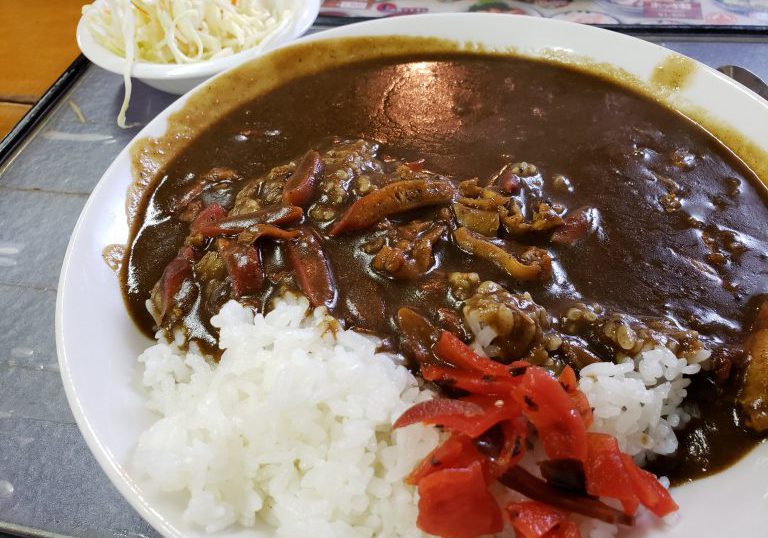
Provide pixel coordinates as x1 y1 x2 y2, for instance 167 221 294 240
121 49 768 537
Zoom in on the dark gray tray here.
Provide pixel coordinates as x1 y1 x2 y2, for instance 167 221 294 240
0 21 765 538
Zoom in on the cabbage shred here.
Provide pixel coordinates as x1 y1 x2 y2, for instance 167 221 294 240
82 0 294 127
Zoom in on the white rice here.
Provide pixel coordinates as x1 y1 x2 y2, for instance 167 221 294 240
578 346 709 460
465 306 706 536
132 295 440 537
133 290 704 537
466 305 710 462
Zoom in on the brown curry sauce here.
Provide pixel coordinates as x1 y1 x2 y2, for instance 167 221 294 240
121 51 768 484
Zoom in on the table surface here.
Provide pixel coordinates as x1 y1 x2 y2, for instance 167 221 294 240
0 27 766 538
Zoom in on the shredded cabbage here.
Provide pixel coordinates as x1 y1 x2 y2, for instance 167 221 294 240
82 0 294 127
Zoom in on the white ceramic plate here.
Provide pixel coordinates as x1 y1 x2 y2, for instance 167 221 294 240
57 13 768 538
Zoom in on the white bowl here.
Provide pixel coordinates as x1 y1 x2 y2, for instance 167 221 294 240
58 13 768 538
76 0 321 94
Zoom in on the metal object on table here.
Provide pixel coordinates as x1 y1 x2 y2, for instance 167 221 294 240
0 22 766 538
718 64 768 100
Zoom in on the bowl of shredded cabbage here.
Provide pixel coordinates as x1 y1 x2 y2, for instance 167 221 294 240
77 0 320 125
